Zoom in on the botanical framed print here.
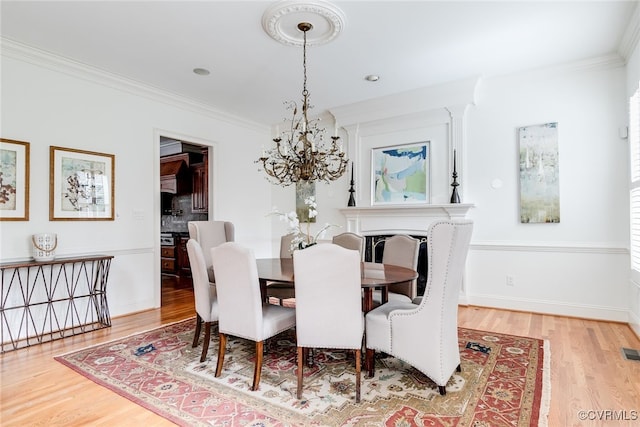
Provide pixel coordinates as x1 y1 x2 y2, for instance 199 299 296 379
371 141 430 205
518 122 560 223
50 146 115 220
0 138 30 221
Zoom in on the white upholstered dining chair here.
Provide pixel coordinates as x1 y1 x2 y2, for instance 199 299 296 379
332 232 365 260
211 242 297 391
187 220 234 283
186 239 219 362
365 220 473 395
293 243 364 402
372 234 420 304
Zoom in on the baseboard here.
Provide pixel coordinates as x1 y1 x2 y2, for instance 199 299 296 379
468 294 629 322
630 311 640 340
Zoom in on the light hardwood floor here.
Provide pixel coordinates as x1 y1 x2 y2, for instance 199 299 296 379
1 282 639 426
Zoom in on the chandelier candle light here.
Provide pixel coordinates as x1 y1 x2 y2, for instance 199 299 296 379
256 22 348 186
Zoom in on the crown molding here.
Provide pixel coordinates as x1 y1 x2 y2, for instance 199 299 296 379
0 37 266 133
618 2 640 61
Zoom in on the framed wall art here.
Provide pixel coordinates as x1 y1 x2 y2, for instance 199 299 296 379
50 146 115 220
0 138 30 221
371 141 430 205
518 122 560 223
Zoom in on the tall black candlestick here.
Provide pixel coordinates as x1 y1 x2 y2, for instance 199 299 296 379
347 162 356 207
450 149 460 203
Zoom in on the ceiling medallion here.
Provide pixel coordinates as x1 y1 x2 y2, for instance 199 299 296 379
262 0 346 47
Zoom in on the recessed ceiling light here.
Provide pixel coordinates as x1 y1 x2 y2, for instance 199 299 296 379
193 68 210 76
365 74 380 82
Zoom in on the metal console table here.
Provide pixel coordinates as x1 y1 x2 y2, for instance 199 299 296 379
0 254 113 353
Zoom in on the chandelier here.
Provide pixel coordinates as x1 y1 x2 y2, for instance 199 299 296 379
256 22 348 186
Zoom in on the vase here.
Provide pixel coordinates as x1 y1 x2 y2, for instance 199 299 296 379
32 233 57 262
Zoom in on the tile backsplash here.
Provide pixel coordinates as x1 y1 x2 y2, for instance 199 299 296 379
161 194 207 233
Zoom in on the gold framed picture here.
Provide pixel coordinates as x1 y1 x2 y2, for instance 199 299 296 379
50 146 115 220
0 138 30 221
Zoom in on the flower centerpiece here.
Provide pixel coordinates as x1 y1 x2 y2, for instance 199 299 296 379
269 196 338 251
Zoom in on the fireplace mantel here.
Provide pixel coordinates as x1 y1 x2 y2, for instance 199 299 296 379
339 204 474 235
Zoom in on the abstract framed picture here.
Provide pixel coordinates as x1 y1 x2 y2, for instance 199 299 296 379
0 138 30 221
518 122 560 223
371 141 430 205
50 146 115 220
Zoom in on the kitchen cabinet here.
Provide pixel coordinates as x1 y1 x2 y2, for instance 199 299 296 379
191 151 208 213
161 245 176 273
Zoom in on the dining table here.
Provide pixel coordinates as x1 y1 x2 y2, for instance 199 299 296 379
256 258 419 313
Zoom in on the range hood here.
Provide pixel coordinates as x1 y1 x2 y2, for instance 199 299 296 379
160 158 191 194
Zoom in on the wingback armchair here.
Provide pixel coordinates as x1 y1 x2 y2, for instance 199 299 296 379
365 220 473 395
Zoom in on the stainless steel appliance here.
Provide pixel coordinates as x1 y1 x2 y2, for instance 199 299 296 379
160 233 175 246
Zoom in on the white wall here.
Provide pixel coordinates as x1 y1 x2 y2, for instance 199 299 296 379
0 45 274 317
464 62 630 321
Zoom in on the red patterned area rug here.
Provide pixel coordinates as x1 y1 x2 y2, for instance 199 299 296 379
55 319 550 426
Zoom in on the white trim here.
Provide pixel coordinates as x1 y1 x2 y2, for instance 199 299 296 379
630 309 640 339
0 37 266 132
469 294 629 322
470 242 628 255
618 2 640 61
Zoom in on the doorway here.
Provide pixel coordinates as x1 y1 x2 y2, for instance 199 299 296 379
159 136 210 306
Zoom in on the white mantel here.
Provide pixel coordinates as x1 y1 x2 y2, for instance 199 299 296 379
339 204 475 236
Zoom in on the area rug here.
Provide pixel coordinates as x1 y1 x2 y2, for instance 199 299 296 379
55 318 550 426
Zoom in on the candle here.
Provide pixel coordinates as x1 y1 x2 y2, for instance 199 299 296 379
351 163 354 181
453 149 457 173
311 141 315 152
334 120 339 137
302 121 306 132
261 145 266 157
339 143 343 153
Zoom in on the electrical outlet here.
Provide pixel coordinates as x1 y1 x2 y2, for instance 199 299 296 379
506 275 515 287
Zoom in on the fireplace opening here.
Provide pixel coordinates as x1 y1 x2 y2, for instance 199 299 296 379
364 235 428 296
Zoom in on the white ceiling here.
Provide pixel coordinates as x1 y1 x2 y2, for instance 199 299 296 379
1 1 638 126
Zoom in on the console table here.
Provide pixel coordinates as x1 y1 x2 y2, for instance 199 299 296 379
0 254 113 353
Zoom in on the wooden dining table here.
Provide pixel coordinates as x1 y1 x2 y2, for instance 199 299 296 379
256 258 419 313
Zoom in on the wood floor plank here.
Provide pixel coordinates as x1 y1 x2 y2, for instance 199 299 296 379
2 281 639 426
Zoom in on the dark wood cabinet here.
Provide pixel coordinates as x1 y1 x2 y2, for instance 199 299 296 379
161 245 176 273
191 150 208 213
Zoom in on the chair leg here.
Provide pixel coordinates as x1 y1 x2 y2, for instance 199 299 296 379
297 346 304 399
438 385 446 395
366 348 375 378
251 340 264 391
192 314 202 348
200 321 211 362
215 333 227 377
354 349 361 403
